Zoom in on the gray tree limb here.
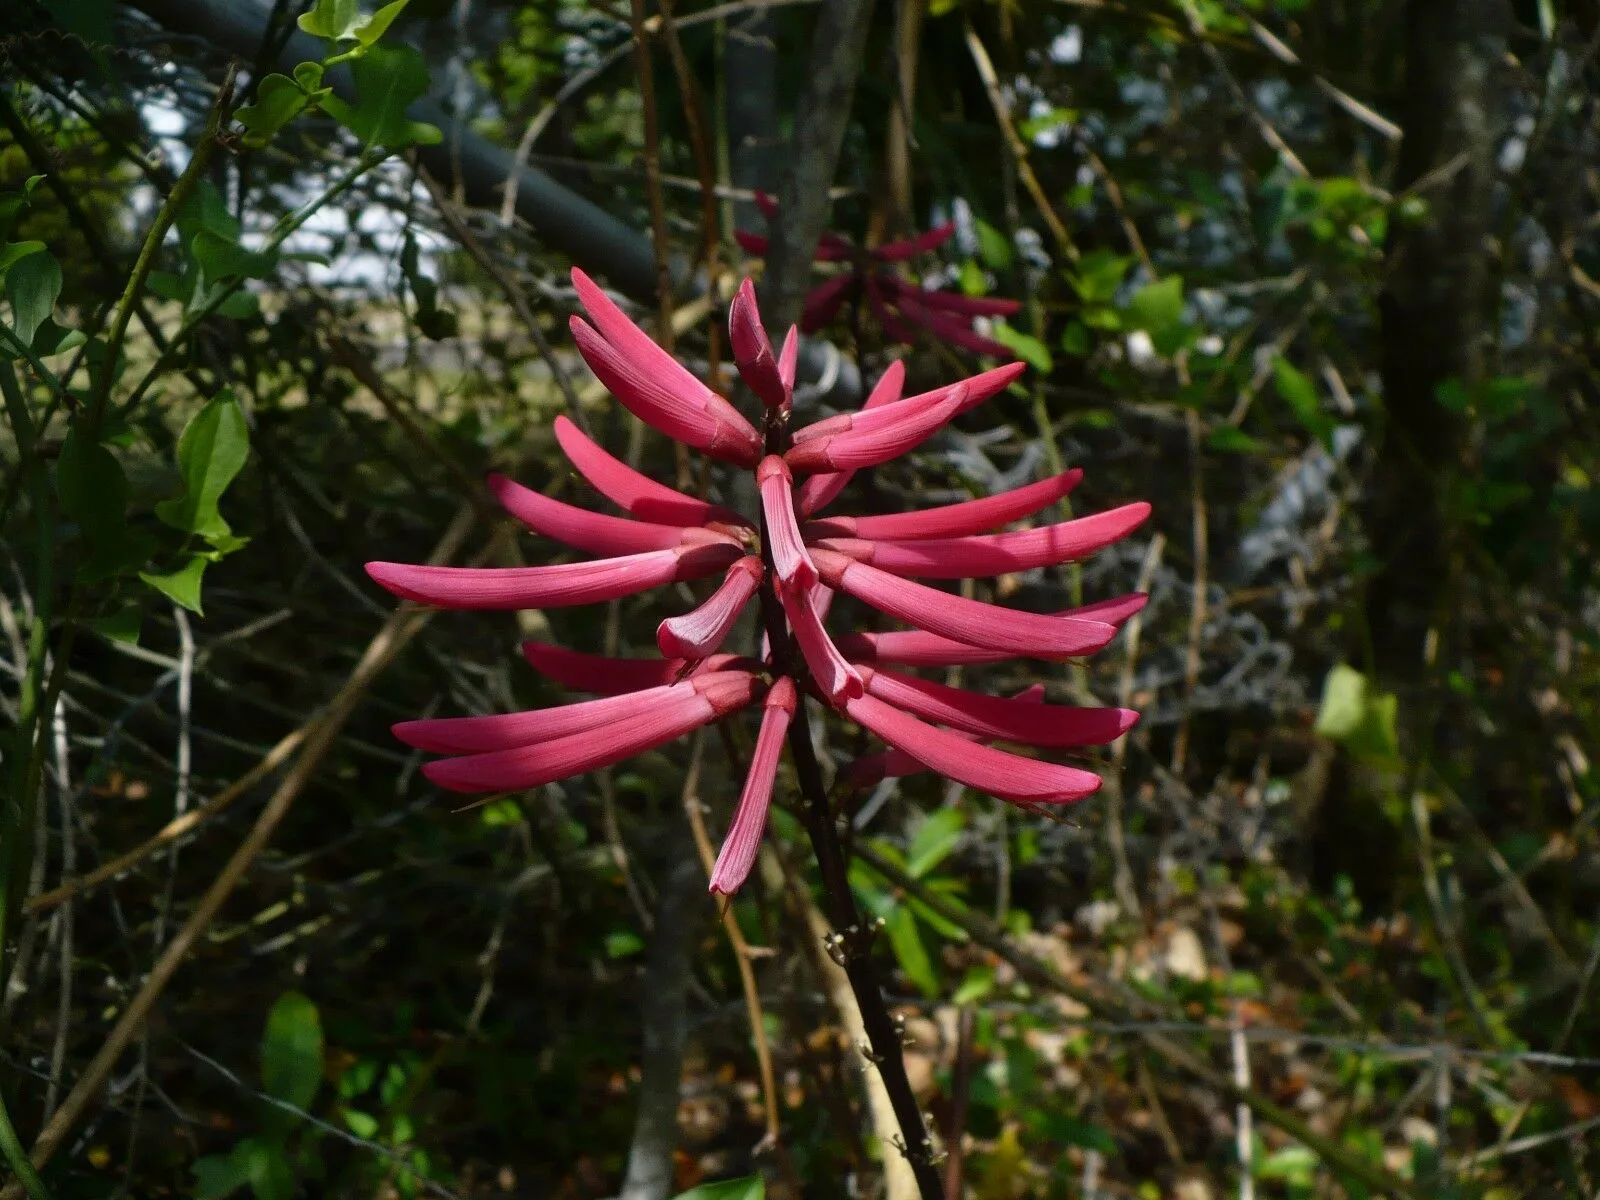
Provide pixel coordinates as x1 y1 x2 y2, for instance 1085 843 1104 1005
761 0 878 335
126 0 661 300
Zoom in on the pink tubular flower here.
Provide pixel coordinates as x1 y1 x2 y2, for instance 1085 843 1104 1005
366 268 1148 894
734 192 1022 355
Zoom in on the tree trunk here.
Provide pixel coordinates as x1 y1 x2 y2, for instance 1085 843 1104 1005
1366 0 1504 680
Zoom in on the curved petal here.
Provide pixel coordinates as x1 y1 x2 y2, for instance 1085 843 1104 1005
423 671 760 793
757 457 817 589
734 229 771 255
812 549 1116 658
396 682 693 754
730 278 788 410
835 596 1145 666
818 502 1151 579
857 666 1139 748
709 677 798 895
778 578 861 704
778 327 799 398
845 693 1101 804
804 469 1083 541
794 360 907 516
800 273 856 331
488 473 736 557
786 384 967 473
520 640 686 695
366 543 741 610
552 415 749 529
657 556 764 658
572 316 761 466
870 221 957 262
572 268 756 432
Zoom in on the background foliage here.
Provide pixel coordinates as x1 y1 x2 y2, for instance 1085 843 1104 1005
3 0 1599 1197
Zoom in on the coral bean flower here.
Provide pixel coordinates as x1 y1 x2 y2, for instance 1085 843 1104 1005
366 270 1148 895
734 192 1022 356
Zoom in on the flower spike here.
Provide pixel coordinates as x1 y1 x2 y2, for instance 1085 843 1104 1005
372 269 1143 874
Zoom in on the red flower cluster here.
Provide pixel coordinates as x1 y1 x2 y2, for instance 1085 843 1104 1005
735 193 1022 357
366 270 1147 895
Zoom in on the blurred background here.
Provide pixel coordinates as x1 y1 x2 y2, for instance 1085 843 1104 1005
2 0 1599 1196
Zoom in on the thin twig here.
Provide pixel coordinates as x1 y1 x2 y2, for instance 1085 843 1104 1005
1170 411 1207 775
680 734 783 1149
964 21 1079 263
416 168 591 433
0 506 482 1196
856 846 1426 1200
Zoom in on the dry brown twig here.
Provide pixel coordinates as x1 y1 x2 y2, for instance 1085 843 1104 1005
678 733 783 1151
963 20 1079 263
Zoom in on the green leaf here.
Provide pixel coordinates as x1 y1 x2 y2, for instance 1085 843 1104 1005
1313 664 1399 763
1035 1112 1117 1154
0 178 43 243
343 1108 380 1138
29 317 85 358
672 1175 766 1200
1067 249 1131 303
89 604 144 645
883 906 939 998
1207 426 1266 454
974 218 1012 270
193 1152 252 1200
235 74 322 148
177 180 240 245
907 808 965 878
6 249 62 347
140 556 209 614
57 429 144 580
261 991 324 1109
42 0 115 43
605 930 644 958
1060 320 1090 357
356 0 411 46
297 0 368 39
1272 357 1335 451
155 390 251 544
952 965 995 1005
192 228 280 282
320 43 441 148
1314 666 1368 740
238 1139 295 1200
1123 275 1188 355
0 240 46 278
989 323 1054 375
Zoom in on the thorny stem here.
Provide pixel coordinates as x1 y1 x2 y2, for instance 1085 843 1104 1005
781 700 946 1200
749 410 945 1200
